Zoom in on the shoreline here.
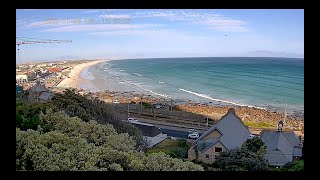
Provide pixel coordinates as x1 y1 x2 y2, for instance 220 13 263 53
56 59 108 89
55 59 303 131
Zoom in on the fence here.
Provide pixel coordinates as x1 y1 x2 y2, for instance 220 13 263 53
114 103 216 129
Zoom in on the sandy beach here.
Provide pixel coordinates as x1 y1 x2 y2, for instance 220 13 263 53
53 59 303 133
57 59 108 89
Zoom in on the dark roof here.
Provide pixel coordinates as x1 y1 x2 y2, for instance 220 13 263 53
260 130 302 166
30 82 48 92
193 108 251 151
130 122 161 137
39 92 53 101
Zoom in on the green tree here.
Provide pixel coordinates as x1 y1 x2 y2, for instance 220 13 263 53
16 111 204 171
50 89 147 151
282 160 304 171
215 137 268 171
241 136 266 157
16 101 53 130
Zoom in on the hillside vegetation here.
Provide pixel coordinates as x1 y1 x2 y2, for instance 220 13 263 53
16 89 204 171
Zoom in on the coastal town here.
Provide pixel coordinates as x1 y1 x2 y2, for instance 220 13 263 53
16 59 304 170
16 9 304 171
16 59 304 132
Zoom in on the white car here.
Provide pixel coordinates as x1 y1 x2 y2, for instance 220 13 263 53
113 100 120 104
128 118 139 123
188 132 200 139
188 129 197 133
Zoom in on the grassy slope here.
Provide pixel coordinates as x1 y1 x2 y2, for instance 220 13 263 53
146 138 192 154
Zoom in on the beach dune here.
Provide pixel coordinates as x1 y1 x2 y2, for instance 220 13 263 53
57 60 107 89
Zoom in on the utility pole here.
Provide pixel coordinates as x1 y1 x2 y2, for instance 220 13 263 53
284 103 287 129
206 115 208 129
140 94 143 114
207 102 213 129
127 93 132 118
127 102 130 119
170 98 174 118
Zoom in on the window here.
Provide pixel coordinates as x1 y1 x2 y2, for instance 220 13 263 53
215 147 222 152
206 154 209 158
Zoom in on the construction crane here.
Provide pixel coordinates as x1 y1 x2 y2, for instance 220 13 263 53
16 37 72 64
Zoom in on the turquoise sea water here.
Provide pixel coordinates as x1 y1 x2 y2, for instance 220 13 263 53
87 57 304 114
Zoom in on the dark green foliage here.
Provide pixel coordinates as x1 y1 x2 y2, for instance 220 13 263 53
168 139 189 158
50 89 147 151
282 160 304 171
302 143 304 160
177 139 188 148
16 111 204 171
215 137 268 171
170 147 187 158
16 101 53 131
241 136 266 156
141 102 151 108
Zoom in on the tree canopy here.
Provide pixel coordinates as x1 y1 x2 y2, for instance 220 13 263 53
16 89 147 151
215 137 268 171
16 109 204 171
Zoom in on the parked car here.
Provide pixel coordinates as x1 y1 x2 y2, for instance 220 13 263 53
113 99 120 104
188 129 197 133
188 132 199 139
155 105 161 109
128 118 139 123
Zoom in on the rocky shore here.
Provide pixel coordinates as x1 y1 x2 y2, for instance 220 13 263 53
77 89 304 132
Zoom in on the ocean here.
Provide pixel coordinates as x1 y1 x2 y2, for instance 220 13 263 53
81 57 304 115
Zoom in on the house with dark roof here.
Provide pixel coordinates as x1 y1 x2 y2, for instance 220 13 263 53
29 80 49 99
129 121 167 148
38 92 53 101
29 79 52 100
188 108 251 164
260 130 303 167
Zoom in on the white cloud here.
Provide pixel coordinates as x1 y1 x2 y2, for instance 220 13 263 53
43 24 164 32
83 10 100 13
27 21 61 27
21 10 250 33
99 14 131 18
90 29 157 36
132 10 249 32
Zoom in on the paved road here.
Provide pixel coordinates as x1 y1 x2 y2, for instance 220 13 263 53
159 128 202 139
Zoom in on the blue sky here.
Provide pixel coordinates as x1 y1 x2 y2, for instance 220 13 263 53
16 9 304 62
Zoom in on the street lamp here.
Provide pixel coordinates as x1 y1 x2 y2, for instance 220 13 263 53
207 102 212 129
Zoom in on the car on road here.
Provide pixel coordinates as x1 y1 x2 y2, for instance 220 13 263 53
188 132 200 139
188 129 197 133
128 118 139 123
113 99 120 104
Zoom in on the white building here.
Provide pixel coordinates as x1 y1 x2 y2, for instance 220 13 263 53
16 74 28 84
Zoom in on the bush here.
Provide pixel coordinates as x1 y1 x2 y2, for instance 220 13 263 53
16 101 53 131
16 111 204 171
50 89 148 151
215 137 268 171
282 160 304 171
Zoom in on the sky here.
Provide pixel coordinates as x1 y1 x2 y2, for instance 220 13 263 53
16 9 304 62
